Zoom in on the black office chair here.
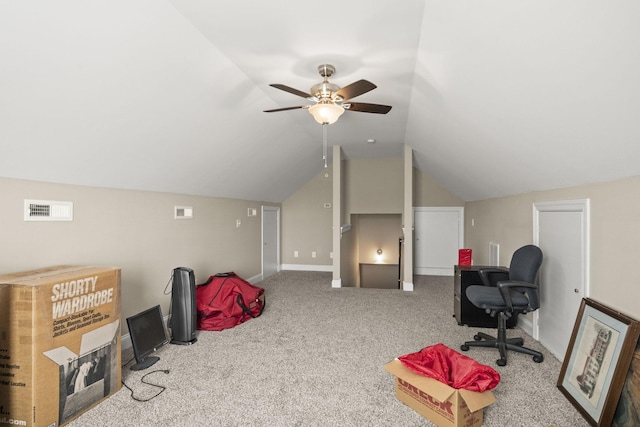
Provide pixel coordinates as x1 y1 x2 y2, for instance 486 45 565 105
460 244 544 366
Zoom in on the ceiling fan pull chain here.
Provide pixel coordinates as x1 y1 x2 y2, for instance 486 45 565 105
323 124 328 168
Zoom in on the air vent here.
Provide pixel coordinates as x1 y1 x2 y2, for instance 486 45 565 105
174 206 193 219
24 200 73 221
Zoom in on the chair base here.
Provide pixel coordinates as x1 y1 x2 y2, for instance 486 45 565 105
460 313 544 366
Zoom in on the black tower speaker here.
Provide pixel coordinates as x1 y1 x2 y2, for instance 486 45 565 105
170 267 197 345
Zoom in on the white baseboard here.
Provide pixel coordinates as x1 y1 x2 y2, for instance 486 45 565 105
402 281 414 291
519 315 534 337
281 264 332 272
414 267 454 276
247 273 262 284
122 333 132 350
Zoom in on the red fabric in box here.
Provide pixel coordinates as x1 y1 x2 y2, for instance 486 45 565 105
398 343 500 392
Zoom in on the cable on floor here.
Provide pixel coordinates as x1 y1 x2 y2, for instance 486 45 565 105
121 369 170 402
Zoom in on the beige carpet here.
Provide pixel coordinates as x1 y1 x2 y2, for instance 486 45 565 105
66 272 589 426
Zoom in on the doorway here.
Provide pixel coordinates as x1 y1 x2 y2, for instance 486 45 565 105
262 206 280 279
533 199 590 361
413 207 464 276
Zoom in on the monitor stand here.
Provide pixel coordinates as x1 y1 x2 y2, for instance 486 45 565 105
130 356 160 371
170 337 197 345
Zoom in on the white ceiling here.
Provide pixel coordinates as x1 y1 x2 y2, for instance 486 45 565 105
2 1 640 203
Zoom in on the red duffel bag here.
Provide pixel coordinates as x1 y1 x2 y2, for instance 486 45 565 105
196 272 265 331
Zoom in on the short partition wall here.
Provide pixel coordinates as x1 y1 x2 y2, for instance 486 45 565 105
359 263 399 289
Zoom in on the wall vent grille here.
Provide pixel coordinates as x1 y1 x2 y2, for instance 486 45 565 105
174 206 193 219
24 200 73 221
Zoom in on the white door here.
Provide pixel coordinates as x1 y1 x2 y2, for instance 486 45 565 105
262 206 279 279
533 200 589 361
414 207 463 276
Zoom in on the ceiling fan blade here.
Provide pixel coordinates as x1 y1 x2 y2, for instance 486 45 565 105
335 79 377 100
344 102 392 114
269 84 312 99
263 106 306 113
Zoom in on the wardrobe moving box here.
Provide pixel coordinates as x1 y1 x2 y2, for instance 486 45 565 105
384 359 496 427
0 266 121 427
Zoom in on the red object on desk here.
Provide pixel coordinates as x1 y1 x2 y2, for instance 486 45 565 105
458 249 472 266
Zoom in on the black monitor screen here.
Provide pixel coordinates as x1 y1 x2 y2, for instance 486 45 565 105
126 305 168 371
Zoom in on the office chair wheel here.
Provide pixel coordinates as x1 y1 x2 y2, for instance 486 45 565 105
497 358 507 367
473 334 483 341
460 344 469 351
533 355 544 363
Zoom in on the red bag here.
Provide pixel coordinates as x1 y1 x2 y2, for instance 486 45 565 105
196 272 265 331
458 249 472 266
398 343 500 392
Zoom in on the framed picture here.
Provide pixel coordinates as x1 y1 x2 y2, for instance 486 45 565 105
558 298 640 426
612 338 640 426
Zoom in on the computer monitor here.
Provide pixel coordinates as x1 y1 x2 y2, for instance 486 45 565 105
126 305 169 371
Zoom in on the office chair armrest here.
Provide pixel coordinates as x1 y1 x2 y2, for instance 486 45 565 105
478 267 509 287
496 280 537 311
498 280 537 289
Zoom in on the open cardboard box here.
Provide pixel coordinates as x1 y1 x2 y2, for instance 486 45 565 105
385 359 496 427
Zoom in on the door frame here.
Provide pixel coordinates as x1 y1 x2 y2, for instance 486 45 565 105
413 206 464 276
261 206 280 279
531 199 590 341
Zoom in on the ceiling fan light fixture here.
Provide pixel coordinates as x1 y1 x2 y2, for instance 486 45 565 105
265 64 391 123
308 102 344 125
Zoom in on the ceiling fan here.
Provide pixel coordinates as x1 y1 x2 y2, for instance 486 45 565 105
264 64 392 125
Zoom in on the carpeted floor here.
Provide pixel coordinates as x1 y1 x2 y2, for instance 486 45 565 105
66 272 589 426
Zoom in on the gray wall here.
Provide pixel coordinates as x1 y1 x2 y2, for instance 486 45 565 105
281 169 333 266
464 175 640 318
414 167 465 207
345 158 404 214
0 177 272 329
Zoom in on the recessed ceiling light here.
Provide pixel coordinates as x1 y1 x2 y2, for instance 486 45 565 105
366 138 376 144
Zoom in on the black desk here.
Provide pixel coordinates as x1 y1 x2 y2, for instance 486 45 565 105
454 265 517 328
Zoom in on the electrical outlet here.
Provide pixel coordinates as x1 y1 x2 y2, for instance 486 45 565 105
312 251 317 258
236 219 241 228
294 251 299 258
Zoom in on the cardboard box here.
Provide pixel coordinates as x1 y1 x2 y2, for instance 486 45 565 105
384 359 496 427
0 266 121 427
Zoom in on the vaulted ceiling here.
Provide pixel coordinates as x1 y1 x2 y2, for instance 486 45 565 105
2 1 639 203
